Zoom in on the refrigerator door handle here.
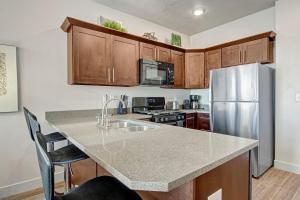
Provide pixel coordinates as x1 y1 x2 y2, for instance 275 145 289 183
209 70 214 132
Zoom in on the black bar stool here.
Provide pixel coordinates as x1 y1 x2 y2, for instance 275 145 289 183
34 125 142 200
24 107 88 192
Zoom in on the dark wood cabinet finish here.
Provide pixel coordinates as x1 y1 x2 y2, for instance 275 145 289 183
171 50 185 88
111 36 139 86
70 26 111 85
222 38 273 68
185 52 205 89
222 44 241 67
156 46 171 62
205 49 222 88
185 113 196 129
62 18 275 88
71 158 97 185
195 152 250 200
139 42 156 60
196 113 210 131
243 38 273 64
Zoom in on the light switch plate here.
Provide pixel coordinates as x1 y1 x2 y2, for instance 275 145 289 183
296 93 300 102
208 189 222 200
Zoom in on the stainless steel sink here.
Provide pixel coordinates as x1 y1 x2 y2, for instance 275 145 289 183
123 126 151 132
102 120 159 132
109 120 136 128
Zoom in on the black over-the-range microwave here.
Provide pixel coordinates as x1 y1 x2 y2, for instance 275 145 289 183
139 59 174 86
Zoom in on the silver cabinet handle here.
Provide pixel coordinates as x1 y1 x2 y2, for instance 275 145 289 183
108 68 111 83
112 67 115 83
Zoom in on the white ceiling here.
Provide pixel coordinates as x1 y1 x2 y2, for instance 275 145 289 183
94 0 275 35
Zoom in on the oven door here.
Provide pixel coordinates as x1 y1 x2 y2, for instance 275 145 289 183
140 60 169 85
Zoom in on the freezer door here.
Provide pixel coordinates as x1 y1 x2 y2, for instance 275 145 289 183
210 64 259 102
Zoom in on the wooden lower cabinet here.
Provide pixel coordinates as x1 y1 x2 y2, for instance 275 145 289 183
185 113 196 129
185 113 210 131
196 113 210 131
71 153 251 200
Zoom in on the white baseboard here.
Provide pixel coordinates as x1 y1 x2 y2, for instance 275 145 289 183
0 172 64 199
274 160 300 175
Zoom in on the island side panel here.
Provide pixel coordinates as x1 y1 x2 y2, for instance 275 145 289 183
71 152 250 200
195 152 250 200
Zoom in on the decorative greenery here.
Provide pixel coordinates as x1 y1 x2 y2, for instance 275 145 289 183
103 20 127 32
171 33 182 47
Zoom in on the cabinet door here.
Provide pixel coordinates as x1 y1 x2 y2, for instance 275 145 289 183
185 52 205 89
71 159 97 185
205 49 221 88
72 26 111 85
222 44 242 67
185 114 196 129
111 36 139 86
196 113 210 131
242 38 272 64
140 42 156 60
171 50 185 88
156 46 171 62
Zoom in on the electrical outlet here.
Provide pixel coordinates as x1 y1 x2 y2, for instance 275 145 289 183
208 189 222 200
296 93 300 102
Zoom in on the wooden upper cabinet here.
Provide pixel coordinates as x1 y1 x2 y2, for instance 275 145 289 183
205 49 221 88
185 52 205 89
70 26 111 85
139 42 156 60
156 46 171 62
222 44 242 67
111 36 139 86
242 38 272 64
222 38 273 68
171 50 185 88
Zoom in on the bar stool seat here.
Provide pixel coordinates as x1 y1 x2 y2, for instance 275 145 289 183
51 144 88 165
44 132 66 143
54 176 141 200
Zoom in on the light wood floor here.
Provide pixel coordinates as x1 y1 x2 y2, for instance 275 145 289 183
4 168 300 200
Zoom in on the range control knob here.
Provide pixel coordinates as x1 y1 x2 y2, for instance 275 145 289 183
164 117 169 121
160 118 164 122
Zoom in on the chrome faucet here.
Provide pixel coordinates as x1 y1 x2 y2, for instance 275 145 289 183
98 97 127 127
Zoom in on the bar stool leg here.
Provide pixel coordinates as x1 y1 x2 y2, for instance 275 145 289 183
64 163 72 193
47 142 55 152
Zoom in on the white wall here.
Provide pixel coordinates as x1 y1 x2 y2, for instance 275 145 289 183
0 0 190 197
190 7 275 104
274 0 300 174
190 7 275 48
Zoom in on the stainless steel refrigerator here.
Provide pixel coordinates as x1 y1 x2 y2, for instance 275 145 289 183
209 63 274 177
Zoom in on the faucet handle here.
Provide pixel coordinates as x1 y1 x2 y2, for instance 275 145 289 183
104 114 113 127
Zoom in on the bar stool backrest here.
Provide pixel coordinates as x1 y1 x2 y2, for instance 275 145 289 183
23 107 41 141
31 115 55 200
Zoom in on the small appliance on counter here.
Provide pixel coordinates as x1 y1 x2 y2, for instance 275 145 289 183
190 95 201 109
166 100 180 110
139 59 174 86
132 97 185 127
117 94 128 114
182 99 191 109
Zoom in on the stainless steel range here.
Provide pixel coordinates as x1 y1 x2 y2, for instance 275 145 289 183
132 97 185 126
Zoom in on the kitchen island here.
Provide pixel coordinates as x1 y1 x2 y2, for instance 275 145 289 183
46 110 258 200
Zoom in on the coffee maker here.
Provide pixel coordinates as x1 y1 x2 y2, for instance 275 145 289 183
190 95 201 109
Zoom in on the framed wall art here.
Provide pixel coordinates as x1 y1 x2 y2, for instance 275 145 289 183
0 45 18 112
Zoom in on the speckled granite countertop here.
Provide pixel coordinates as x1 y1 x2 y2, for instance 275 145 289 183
46 111 257 192
179 109 210 114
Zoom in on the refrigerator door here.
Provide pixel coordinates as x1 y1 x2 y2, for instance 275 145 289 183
211 102 259 176
210 64 259 102
211 102 258 138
